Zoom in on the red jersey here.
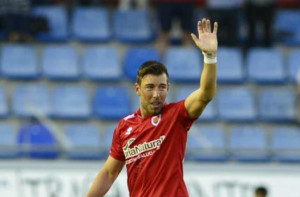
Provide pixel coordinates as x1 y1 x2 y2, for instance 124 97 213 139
110 100 197 197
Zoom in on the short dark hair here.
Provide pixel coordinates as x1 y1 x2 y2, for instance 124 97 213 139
136 61 169 85
255 186 268 196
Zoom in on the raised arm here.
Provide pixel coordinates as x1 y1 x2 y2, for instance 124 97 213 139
86 156 125 197
185 18 218 118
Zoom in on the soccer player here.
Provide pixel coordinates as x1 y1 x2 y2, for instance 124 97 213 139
254 186 268 197
86 18 218 197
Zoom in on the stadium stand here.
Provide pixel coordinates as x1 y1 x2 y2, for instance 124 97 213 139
113 9 155 43
288 49 300 83
123 47 161 81
0 86 8 118
258 87 297 122
42 45 80 80
230 125 269 162
52 85 91 119
186 124 228 161
217 87 257 122
94 85 131 120
64 124 103 159
0 44 39 79
18 124 59 159
271 126 300 162
12 84 50 117
164 47 202 83
83 46 122 81
0 123 18 158
247 48 286 84
71 7 111 42
32 6 69 41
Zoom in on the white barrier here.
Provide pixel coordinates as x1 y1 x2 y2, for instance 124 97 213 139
0 161 300 197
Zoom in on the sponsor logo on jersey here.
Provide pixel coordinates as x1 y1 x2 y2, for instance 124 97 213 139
151 114 161 126
123 135 166 160
125 127 133 135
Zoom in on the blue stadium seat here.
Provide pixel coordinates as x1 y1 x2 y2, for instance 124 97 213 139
65 124 103 159
288 49 300 83
42 46 80 80
114 9 154 43
274 10 300 45
13 85 50 117
32 6 69 41
123 47 161 81
0 86 8 117
217 87 257 122
18 124 59 159
102 123 118 158
246 48 286 84
0 44 39 79
217 47 245 83
94 86 131 120
164 47 202 83
271 126 300 162
259 88 296 122
230 125 269 162
186 124 228 161
52 86 91 119
0 123 18 158
173 85 217 121
83 47 121 81
72 7 111 42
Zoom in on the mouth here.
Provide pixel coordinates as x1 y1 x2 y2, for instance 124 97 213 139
150 102 161 108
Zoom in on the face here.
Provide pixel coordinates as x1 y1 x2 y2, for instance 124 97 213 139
135 73 169 117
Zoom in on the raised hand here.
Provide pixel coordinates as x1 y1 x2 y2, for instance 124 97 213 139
191 18 218 54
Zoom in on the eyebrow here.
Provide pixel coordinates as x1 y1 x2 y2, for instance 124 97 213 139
144 83 167 86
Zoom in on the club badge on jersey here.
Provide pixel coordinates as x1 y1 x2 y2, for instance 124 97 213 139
151 114 161 126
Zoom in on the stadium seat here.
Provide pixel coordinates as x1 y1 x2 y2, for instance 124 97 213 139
18 124 59 159
65 124 103 159
52 85 91 119
164 47 202 83
274 10 300 45
271 126 300 162
102 123 118 158
42 46 80 80
186 124 228 161
113 9 155 43
13 84 50 117
0 44 39 79
217 87 257 122
173 85 217 121
258 88 296 122
230 125 269 162
72 7 111 42
246 48 286 84
288 49 300 83
123 47 161 81
0 86 8 117
94 86 131 120
0 123 18 158
83 47 121 81
217 47 245 83
32 6 69 41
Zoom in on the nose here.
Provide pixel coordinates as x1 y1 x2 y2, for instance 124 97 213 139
153 89 160 98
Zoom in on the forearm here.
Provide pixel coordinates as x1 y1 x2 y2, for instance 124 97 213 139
86 167 116 197
199 63 217 102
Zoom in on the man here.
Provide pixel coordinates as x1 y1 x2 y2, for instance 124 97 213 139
255 186 268 197
86 18 218 197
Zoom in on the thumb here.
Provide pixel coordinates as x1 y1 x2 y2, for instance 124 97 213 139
190 33 198 43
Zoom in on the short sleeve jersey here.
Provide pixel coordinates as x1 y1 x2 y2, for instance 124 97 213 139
110 100 197 197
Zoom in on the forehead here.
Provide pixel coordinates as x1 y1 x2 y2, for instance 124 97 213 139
141 74 168 85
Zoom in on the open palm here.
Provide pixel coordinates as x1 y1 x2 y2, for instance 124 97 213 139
191 18 218 54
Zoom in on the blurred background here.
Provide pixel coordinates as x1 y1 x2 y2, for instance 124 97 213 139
0 0 300 197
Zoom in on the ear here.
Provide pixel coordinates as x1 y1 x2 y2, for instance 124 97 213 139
135 83 141 96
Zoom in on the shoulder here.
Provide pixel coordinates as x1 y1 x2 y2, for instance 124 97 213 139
115 113 136 131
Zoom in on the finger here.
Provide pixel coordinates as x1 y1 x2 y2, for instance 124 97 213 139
197 21 203 35
213 22 218 35
207 19 211 33
190 33 198 43
202 18 206 32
